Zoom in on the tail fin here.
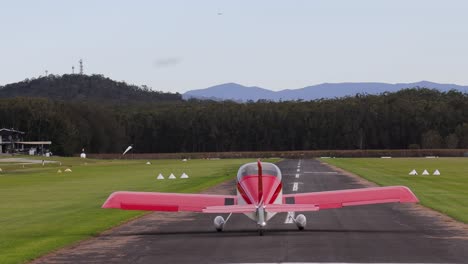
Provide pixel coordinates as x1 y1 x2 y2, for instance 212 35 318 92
257 159 263 204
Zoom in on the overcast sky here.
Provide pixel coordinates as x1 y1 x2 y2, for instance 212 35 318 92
1 1 468 92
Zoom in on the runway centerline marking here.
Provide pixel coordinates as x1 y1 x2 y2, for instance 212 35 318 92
292 182 299 191
295 173 300 178
297 168 300 172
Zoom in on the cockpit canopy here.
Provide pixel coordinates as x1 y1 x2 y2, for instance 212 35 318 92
237 162 282 182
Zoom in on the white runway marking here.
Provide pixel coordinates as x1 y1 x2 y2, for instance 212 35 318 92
297 168 300 172
295 173 300 178
292 182 299 191
284 212 295 224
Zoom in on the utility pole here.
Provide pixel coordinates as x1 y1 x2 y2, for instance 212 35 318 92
72 66 75 74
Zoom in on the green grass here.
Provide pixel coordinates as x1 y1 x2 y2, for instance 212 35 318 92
0 157 275 264
322 157 468 224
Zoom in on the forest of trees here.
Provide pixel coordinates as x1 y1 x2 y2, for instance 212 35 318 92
0 74 182 103
1 75 467 155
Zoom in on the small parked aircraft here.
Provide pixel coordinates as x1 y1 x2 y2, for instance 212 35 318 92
102 160 418 235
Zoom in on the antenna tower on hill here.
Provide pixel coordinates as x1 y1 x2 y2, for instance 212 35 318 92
79 59 83 75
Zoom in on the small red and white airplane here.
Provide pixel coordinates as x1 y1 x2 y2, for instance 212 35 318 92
102 160 418 235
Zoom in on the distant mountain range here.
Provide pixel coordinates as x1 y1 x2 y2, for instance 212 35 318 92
183 81 468 101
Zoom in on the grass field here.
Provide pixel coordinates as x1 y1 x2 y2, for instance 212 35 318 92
323 157 468 224
0 156 269 264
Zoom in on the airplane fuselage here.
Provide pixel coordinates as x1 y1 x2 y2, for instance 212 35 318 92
235 162 284 226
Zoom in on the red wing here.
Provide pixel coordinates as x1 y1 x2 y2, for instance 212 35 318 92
282 186 418 210
102 191 237 212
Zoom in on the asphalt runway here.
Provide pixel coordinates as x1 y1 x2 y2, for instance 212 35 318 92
33 159 468 264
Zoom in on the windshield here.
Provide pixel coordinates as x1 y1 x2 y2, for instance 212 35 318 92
237 162 281 182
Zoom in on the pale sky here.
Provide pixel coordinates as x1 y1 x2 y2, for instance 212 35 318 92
1 0 468 92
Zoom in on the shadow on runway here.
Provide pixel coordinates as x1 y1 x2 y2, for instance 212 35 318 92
108 227 422 238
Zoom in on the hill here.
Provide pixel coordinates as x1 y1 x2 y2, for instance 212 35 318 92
183 81 468 101
183 83 277 101
0 74 182 103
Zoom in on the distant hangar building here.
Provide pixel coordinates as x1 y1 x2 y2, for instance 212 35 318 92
0 128 52 155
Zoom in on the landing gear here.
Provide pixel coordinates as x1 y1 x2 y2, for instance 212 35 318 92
214 213 232 232
214 216 225 232
256 205 266 236
295 214 307 231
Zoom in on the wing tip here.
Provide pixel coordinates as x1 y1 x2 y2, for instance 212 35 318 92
101 191 123 209
397 186 419 203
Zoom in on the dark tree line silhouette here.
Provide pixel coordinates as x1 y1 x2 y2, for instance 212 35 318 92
1 78 467 155
0 74 182 103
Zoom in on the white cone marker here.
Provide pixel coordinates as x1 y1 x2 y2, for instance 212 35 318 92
157 173 165 180
422 169 429 175
169 173 176 179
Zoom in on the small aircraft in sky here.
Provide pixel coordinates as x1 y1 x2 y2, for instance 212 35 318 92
102 160 418 235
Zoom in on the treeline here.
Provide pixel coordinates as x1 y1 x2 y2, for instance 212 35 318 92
0 74 182 103
1 88 467 155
